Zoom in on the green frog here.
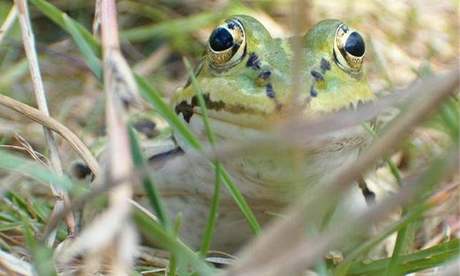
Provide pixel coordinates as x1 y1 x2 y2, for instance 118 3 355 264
142 15 375 251
77 15 375 252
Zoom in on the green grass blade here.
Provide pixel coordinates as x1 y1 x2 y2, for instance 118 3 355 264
439 98 459 140
220 169 261 234
348 239 459 275
168 214 182 276
385 225 410 275
200 163 222 256
121 12 223 42
0 150 73 191
22 216 57 276
133 208 214 276
183 58 216 145
135 75 202 150
128 126 170 229
29 0 99 54
183 58 221 255
62 14 102 78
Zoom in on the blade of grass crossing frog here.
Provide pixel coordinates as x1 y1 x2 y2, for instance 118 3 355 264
128 126 170 229
62 14 102 78
183 58 216 145
220 169 261 234
184 58 221 255
133 207 215 276
167 214 182 276
200 162 222 256
29 0 99 54
135 75 202 150
184 57 261 236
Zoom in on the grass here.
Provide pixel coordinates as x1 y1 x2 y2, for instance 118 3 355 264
0 0 458 275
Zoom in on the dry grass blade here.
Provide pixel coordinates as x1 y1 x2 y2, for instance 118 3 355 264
0 248 33 275
14 0 75 243
0 93 156 245
96 0 138 273
133 45 171 76
0 94 100 175
0 6 17 46
288 0 308 111
55 1 140 273
224 68 459 276
92 0 102 35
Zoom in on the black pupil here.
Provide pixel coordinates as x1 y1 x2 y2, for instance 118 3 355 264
345 32 365 57
209 28 234 52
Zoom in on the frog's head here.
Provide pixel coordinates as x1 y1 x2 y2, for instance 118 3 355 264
173 15 291 129
173 16 373 134
304 19 374 112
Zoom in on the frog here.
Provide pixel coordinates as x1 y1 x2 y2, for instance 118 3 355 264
141 15 375 252
75 15 375 252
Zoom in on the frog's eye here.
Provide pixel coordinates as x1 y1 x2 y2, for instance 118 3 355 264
334 24 365 72
207 19 246 70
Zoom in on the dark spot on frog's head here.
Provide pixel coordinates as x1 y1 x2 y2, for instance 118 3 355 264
310 70 324 81
320 58 331 72
258 70 271 80
246 52 261 70
266 84 282 110
310 84 318 97
266 83 275 98
256 70 271 86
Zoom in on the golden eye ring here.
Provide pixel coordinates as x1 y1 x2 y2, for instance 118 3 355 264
207 19 246 71
333 23 366 73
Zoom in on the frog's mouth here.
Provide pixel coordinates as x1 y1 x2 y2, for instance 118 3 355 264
174 93 273 129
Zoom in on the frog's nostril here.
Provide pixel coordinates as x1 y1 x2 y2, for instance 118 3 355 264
345 32 365 57
209 28 234 52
